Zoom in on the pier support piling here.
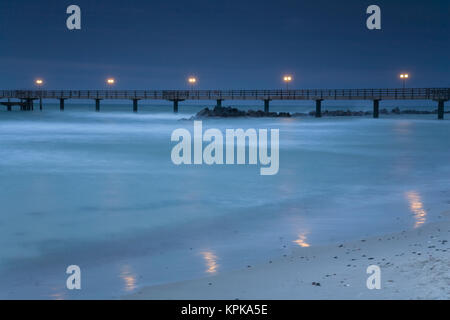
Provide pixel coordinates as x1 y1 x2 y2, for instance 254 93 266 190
173 100 179 113
216 99 223 107
264 99 270 113
373 99 380 118
40 97 43 111
25 98 34 111
437 100 446 120
59 99 65 111
133 99 139 113
315 99 323 118
95 99 101 112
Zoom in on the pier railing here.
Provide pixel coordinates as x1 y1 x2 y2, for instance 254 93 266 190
1 88 449 101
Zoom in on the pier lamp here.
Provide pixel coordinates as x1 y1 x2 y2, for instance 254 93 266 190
283 75 293 90
399 73 409 89
106 78 116 86
188 77 197 90
35 79 44 110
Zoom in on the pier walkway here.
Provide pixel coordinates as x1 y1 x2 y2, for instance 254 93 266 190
1 88 449 119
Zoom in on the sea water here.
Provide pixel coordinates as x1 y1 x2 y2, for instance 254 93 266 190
0 102 449 299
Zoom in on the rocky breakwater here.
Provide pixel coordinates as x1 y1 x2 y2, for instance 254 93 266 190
189 106 291 119
185 106 441 120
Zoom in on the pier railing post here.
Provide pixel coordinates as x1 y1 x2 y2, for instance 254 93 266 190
437 100 445 120
315 99 323 118
373 99 380 118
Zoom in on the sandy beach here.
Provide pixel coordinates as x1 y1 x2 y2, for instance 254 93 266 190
127 219 450 300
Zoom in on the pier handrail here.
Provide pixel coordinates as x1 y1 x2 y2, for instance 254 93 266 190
0 88 449 100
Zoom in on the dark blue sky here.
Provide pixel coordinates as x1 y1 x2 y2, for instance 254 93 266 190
0 0 448 89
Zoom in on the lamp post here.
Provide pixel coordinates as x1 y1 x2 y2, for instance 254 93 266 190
188 77 197 90
106 78 116 100
399 73 409 89
283 75 293 90
35 79 44 110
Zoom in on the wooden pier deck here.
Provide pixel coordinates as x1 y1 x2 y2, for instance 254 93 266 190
1 88 449 119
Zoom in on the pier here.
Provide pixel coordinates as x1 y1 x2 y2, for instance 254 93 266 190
1 88 449 119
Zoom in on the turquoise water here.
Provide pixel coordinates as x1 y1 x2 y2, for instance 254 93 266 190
0 103 449 299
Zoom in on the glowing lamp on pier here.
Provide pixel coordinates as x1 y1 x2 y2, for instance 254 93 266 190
188 77 197 90
35 79 44 86
399 73 409 89
283 75 293 90
106 78 116 85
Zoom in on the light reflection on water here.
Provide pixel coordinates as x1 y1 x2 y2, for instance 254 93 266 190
200 251 219 274
405 191 427 228
120 265 137 292
49 288 65 300
393 120 413 135
293 233 310 247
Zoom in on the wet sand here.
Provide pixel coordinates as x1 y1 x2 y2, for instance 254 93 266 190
126 219 450 300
